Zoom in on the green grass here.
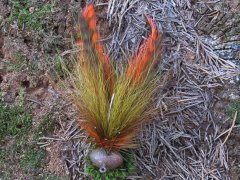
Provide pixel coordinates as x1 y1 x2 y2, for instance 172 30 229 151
0 89 63 179
9 51 27 70
0 90 46 177
8 51 39 73
8 51 34 71
0 89 31 140
227 100 240 124
227 99 240 135
85 150 136 180
36 116 56 137
19 145 46 170
50 55 67 77
7 0 50 32
38 175 69 180
0 141 45 170
40 35 65 52
45 55 72 82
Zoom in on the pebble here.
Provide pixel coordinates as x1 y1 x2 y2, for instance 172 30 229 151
29 7 35 13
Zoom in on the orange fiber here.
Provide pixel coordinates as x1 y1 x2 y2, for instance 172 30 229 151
74 4 162 151
77 3 115 93
88 18 97 30
127 15 161 82
83 4 95 20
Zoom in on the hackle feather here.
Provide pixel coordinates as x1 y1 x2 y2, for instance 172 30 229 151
70 4 163 150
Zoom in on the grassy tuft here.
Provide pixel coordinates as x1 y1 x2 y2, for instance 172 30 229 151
0 90 46 177
8 51 39 73
0 89 32 140
9 52 28 71
37 175 69 180
7 0 50 32
20 145 46 170
85 150 136 180
36 116 56 137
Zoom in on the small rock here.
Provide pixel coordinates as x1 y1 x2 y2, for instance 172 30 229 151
29 7 35 13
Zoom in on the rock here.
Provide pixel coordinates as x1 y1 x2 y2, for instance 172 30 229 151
89 148 123 173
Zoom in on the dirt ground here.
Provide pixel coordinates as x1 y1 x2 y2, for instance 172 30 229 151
0 0 239 179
